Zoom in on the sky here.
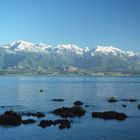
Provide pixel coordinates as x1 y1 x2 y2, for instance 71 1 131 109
0 0 140 51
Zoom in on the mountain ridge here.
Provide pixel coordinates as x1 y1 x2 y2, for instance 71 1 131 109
0 40 140 75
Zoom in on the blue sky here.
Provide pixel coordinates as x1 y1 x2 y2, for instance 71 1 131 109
0 0 140 51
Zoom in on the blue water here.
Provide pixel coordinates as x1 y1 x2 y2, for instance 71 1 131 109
0 76 140 140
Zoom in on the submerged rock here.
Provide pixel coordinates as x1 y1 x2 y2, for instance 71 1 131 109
122 99 137 102
138 104 140 109
52 106 86 118
108 97 118 103
22 119 36 124
73 101 84 106
38 119 71 129
40 89 44 92
122 104 127 107
85 105 91 108
39 120 54 128
52 99 64 102
0 110 22 126
56 119 71 129
92 111 127 120
21 112 45 118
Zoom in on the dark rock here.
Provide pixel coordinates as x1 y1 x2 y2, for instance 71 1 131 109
73 101 84 106
92 111 127 121
39 120 54 128
138 104 140 109
108 97 117 103
22 119 36 124
1 105 22 108
40 89 44 92
21 112 45 118
52 106 86 118
122 104 127 107
38 119 71 129
36 112 45 117
122 99 137 102
85 105 90 108
0 110 22 126
57 119 71 129
52 99 64 102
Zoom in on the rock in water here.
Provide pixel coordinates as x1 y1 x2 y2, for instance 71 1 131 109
122 99 137 102
92 111 127 121
138 104 140 109
21 112 45 118
73 101 84 106
52 99 64 102
22 119 36 124
38 119 71 129
52 106 86 118
39 120 54 128
122 104 127 107
108 97 118 103
40 89 44 92
0 110 22 126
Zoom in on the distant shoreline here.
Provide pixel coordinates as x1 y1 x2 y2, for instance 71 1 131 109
0 73 140 77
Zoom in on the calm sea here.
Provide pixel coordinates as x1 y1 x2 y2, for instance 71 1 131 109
0 76 140 140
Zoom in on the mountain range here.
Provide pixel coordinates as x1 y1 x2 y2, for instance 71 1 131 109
0 40 140 75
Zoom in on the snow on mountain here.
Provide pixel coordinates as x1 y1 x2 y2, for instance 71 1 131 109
0 40 139 74
2 40 52 52
51 44 84 56
0 40 136 58
126 51 135 57
93 46 125 56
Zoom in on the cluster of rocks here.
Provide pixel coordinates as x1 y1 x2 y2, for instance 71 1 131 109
92 111 127 120
39 119 71 129
1 99 140 129
0 110 22 126
108 97 140 109
108 97 138 103
52 105 86 118
0 110 45 126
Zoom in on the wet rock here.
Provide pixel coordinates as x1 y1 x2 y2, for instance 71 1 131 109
1 105 22 108
122 104 127 107
52 99 64 102
0 110 22 126
52 106 86 118
38 119 71 129
138 104 140 109
39 120 54 128
57 119 71 129
40 89 44 92
85 105 90 108
92 111 127 121
21 112 45 118
36 112 45 117
22 119 36 124
108 97 118 103
122 99 137 102
73 101 84 106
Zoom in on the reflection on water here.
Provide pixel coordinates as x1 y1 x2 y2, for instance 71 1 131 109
0 76 140 140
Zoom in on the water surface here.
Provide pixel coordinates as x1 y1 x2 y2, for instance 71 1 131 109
0 76 140 140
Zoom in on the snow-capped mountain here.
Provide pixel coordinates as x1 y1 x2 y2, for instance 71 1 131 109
0 40 139 74
2 40 52 52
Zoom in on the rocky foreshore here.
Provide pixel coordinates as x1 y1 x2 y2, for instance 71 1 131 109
0 98 139 129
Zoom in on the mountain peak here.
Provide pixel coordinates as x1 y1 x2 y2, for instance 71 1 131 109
94 46 124 55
